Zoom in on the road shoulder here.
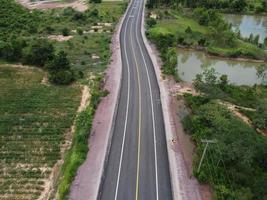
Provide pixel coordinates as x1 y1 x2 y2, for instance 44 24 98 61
69 6 126 200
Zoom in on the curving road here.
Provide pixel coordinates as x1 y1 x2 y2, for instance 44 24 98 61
99 0 173 199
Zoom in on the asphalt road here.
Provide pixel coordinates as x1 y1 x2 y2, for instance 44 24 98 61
99 0 173 199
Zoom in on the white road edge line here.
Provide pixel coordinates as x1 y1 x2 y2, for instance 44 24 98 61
134 0 159 199
114 2 135 199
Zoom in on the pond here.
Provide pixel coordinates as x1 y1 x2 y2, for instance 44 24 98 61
177 49 267 85
224 14 267 43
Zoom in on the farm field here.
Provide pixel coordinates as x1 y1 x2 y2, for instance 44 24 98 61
0 0 126 199
0 65 81 200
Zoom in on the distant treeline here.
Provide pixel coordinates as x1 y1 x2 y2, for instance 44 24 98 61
147 0 267 13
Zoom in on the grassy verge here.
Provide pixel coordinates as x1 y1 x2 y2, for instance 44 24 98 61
56 76 106 200
146 8 267 61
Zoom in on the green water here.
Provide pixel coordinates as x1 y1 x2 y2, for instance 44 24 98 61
177 49 267 85
224 14 267 43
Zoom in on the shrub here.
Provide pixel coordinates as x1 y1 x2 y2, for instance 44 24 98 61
62 27 70 36
90 0 102 3
185 26 192 34
146 18 157 28
162 47 177 75
77 28 83 35
49 70 74 85
46 51 75 85
88 9 99 17
22 39 54 67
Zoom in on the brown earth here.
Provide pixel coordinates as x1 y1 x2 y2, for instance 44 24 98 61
16 0 87 12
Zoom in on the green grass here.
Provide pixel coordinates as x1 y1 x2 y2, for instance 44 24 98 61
92 1 127 21
0 65 81 200
53 34 111 74
149 15 208 36
57 76 105 200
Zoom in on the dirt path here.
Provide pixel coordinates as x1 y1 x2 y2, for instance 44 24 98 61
16 0 87 11
218 100 267 136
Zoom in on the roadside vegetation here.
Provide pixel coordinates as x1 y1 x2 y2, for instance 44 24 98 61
145 1 267 199
182 69 267 199
0 0 126 199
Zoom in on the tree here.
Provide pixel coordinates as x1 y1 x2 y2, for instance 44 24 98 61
253 34 260 45
203 68 217 85
22 39 54 67
219 74 228 89
264 36 267 46
231 0 247 12
262 0 267 12
46 51 75 85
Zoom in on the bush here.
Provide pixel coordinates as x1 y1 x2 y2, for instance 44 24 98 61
46 51 75 85
77 28 83 35
146 18 157 28
49 70 74 85
88 9 99 17
90 0 102 3
22 39 54 67
62 27 70 36
151 32 176 50
162 47 177 74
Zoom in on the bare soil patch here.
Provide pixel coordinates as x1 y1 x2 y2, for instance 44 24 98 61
78 85 91 112
218 100 267 137
48 35 73 42
16 0 88 12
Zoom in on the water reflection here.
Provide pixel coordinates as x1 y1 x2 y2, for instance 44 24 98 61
224 14 267 43
177 49 267 85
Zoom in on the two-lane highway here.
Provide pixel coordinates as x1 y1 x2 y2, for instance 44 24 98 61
100 0 172 199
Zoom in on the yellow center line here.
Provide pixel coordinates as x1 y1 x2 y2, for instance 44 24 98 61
129 15 142 200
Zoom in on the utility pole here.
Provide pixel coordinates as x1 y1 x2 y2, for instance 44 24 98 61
197 139 217 173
